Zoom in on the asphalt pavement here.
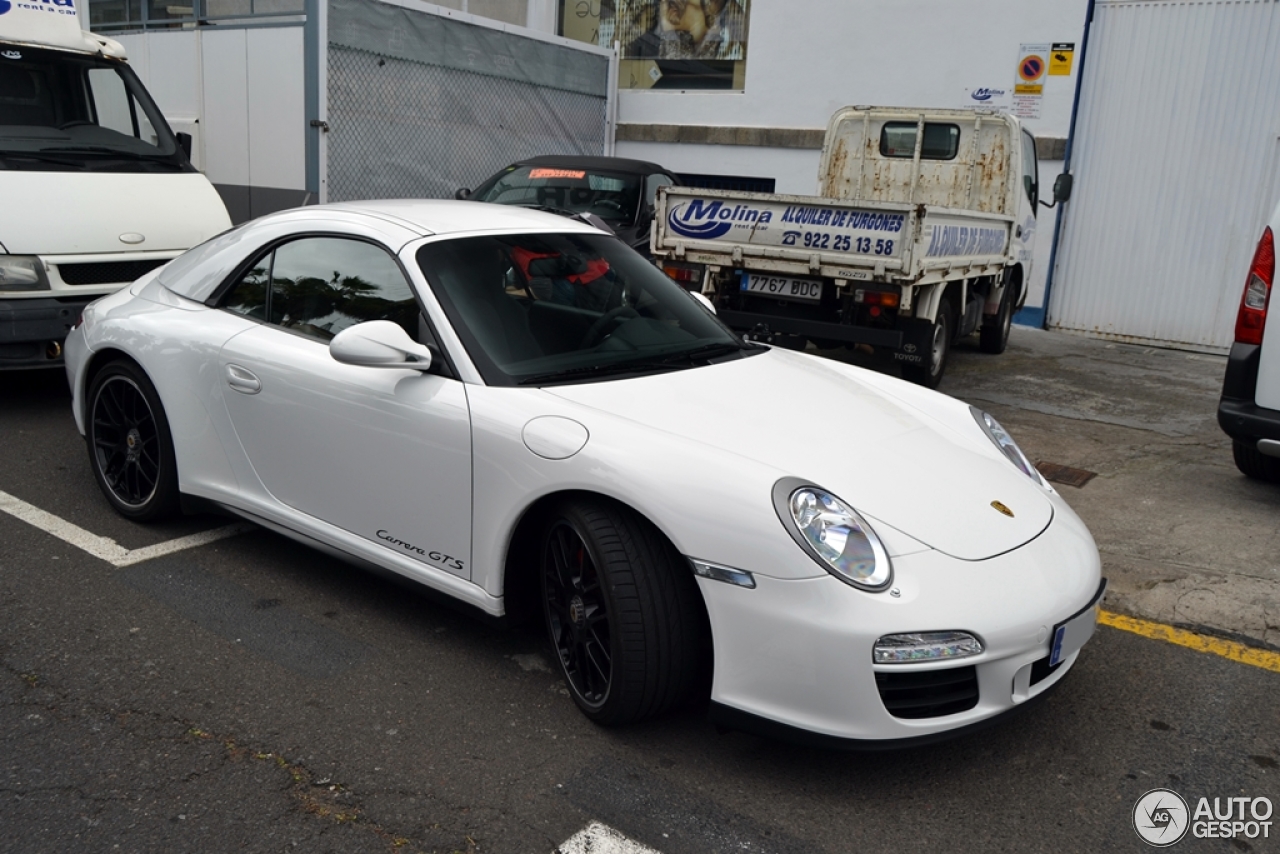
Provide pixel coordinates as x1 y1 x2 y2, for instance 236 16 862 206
1 328 1278 853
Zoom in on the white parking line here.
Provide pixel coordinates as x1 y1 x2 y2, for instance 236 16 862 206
0 489 252 567
555 822 663 854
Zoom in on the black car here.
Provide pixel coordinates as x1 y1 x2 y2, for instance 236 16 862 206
457 156 680 256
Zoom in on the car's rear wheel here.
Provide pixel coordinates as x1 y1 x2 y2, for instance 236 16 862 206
86 360 180 521
1232 439 1280 483
980 278 1015 354
540 498 701 724
901 297 953 389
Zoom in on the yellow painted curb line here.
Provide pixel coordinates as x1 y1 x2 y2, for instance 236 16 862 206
1099 609 1280 674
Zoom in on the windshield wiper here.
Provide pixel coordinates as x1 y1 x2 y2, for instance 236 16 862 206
41 146 162 160
517 358 684 386
516 342 753 386
0 151 87 168
656 341 752 363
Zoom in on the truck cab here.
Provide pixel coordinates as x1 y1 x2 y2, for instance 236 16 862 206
0 1 230 368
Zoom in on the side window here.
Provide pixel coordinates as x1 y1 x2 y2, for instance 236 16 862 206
1022 130 1040 213
86 68 157 145
222 237 419 342
223 256 271 319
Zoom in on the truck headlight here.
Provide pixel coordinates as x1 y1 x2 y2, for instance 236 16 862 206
773 479 892 590
0 256 50 291
970 406 1048 487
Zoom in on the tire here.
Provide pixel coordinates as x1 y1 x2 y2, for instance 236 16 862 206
85 360 181 521
901 297 953 389
1232 440 1280 483
979 278 1014 354
540 498 701 725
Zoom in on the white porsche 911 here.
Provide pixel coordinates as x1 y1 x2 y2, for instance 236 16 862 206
65 200 1103 748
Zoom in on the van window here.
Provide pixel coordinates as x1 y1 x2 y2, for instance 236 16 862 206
880 123 961 160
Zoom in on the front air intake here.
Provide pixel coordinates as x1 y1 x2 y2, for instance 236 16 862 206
875 665 979 719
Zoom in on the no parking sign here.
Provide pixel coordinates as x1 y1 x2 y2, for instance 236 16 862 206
1014 43 1049 119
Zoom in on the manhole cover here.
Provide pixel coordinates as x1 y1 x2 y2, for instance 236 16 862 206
1035 461 1097 489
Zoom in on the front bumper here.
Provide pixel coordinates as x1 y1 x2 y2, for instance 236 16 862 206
0 296 94 369
697 499 1103 744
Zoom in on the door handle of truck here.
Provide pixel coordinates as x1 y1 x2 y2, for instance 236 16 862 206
225 364 262 394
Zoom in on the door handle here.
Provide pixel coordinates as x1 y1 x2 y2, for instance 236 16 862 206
225 364 262 394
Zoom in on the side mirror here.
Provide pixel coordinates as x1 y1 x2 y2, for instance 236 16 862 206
455 188 471 200
690 290 717 315
175 131 193 160
1053 172 1073 204
636 204 655 228
330 320 433 371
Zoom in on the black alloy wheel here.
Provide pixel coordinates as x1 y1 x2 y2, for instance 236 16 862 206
86 360 180 521
540 498 703 725
543 517 613 712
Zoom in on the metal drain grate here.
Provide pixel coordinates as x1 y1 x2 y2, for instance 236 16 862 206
1035 461 1097 489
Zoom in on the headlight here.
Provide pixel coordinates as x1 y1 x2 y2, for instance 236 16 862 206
772 478 892 590
0 255 50 291
970 406 1047 487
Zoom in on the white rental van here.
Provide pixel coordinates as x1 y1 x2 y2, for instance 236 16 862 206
0 0 230 368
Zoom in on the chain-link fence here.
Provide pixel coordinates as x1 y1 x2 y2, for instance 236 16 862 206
325 0 612 203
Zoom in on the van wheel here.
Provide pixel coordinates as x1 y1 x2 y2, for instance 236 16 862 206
980 281 1014 354
540 498 701 725
86 360 181 521
901 297 952 389
1232 440 1280 483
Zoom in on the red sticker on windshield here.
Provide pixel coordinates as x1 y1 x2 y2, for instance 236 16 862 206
528 168 586 179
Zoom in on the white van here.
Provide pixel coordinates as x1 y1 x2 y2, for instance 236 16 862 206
0 0 230 368
1218 198 1280 482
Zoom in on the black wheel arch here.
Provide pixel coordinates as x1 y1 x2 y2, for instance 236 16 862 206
501 489 713 653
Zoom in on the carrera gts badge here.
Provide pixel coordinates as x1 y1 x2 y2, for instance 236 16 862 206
990 500 1014 517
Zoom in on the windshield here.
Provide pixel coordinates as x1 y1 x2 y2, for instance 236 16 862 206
0 46 189 172
470 166 643 224
417 232 751 386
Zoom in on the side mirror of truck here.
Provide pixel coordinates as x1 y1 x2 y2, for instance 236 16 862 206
175 132 193 160
455 188 471 200
1052 172 1073 204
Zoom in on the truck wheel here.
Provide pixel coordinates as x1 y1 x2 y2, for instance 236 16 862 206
901 297 952 389
540 498 702 725
980 280 1014 354
1232 440 1280 483
86 360 181 521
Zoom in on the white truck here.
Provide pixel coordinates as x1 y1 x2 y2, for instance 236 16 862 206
653 106 1065 387
0 0 230 369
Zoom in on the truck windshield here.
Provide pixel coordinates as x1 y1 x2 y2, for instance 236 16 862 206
470 167 643 225
0 46 188 172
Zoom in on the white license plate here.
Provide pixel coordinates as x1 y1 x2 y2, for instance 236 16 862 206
741 274 823 301
1049 580 1108 666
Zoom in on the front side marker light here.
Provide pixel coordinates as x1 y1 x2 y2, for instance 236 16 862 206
874 631 984 664
689 559 756 589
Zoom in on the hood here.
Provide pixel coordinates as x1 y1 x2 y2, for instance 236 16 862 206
0 171 230 255
547 348 1053 561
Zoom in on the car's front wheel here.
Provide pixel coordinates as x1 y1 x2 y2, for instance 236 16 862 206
86 359 181 521
540 498 701 724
